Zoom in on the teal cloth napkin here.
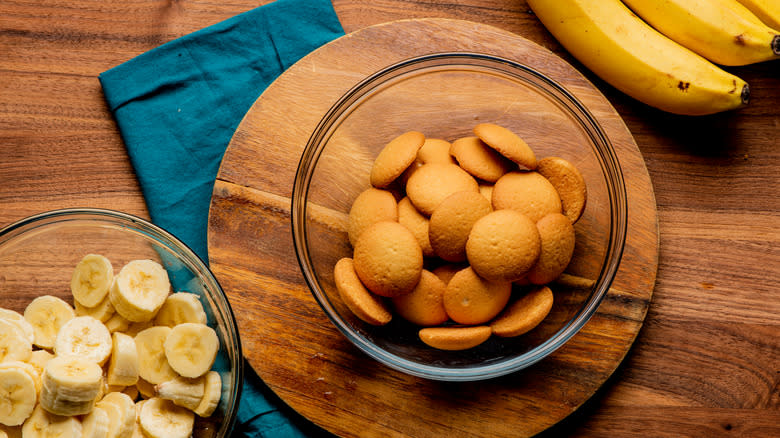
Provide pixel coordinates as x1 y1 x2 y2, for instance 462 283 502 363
98 0 344 436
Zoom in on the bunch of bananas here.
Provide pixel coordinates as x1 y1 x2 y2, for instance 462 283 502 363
527 0 780 115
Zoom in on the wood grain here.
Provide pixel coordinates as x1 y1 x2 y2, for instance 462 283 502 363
1 1 778 437
207 18 658 437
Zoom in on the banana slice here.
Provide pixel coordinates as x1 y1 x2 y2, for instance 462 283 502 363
25 350 54 378
53 316 113 366
0 367 37 426
131 400 146 438
155 375 204 411
163 323 219 378
138 397 194 438
107 332 139 387
41 356 102 416
109 260 171 323
96 392 135 438
0 362 41 398
193 370 221 418
104 313 131 334
122 385 139 402
21 404 82 438
0 308 35 344
71 254 114 308
134 327 178 385
135 378 156 400
124 321 153 338
153 293 208 327
81 405 110 438
0 319 32 363
24 295 75 350
75 295 116 323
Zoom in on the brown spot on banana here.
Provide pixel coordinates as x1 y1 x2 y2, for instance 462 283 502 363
677 81 689 92
735 33 746 46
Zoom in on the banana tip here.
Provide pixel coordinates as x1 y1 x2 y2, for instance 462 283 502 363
741 84 750 106
773 35 780 55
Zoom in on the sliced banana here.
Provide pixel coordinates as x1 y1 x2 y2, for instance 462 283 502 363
163 323 219 379
0 367 37 426
75 295 116 323
109 260 171 323
104 313 131 334
41 356 102 416
21 404 82 438
96 391 135 438
131 400 146 438
193 370 221 418
25 349 54 378
153 293 208 327
122 385 139 402
154 375 204 411
81 405 110 438
107 332 139 387
138 397 194 438
0 308 35 345
0 362 41 398
54 316 113 366
0 319 32 363
135 378 156 400
71 254 114 308
124 321 153 338
134 327 178 385
24 295 75 350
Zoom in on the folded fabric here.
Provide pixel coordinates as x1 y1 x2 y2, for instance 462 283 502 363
99 0 344 436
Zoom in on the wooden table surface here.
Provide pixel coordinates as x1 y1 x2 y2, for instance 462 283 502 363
1 1 778 437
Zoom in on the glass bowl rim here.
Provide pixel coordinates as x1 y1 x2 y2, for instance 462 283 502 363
291 52 628 381
0 207 244 433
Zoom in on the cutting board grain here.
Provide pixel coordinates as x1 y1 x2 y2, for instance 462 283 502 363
207 19 658 437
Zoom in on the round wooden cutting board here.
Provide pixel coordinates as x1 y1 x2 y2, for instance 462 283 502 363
207 18 659 438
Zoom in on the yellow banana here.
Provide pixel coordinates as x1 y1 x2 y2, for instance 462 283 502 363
526 0 749 115
623 0 780 66
735 0 780 30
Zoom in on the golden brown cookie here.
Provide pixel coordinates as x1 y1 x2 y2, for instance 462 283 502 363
428 191 492 262
450 136 515 182
370 131 425 188
418 138 456 164
492 171 562 222
473 123 537 170
418 325 492 351
442 266 512 325
490 286 553 337
333 258 392 326
406 163 479 216
391 270 448 326
536 156 587 223
478 183 493 202
347 188 398 246
353 221 423 297
397 197 435 258
465 209 541 282
431 264 464 285
399 139 456 186
527 213 576 285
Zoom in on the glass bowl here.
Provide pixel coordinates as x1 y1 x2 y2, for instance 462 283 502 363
0 208 242 436
291 53 627 381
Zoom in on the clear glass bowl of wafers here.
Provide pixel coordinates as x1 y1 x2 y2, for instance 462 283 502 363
291 53 627 381
0 208 242 436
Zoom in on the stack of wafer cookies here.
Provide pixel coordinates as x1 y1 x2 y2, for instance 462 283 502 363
334 123 588 351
